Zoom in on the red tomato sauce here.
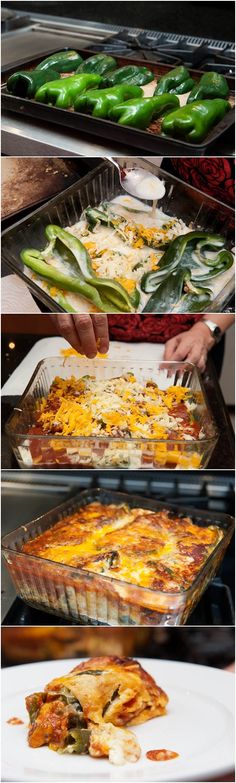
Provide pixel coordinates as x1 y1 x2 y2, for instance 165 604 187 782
146 749 179 761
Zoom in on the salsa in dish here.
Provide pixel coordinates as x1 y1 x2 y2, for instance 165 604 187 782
21 195 234 314
22 500 223 593
25 656 168 765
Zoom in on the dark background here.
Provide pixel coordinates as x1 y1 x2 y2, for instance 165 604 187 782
2 1 235 41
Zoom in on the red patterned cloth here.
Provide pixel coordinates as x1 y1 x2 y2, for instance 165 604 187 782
170 158 235 207
108 315 202 342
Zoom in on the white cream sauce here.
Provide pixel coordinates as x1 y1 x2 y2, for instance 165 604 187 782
122 167 165 202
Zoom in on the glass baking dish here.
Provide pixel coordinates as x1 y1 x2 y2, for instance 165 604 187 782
1 158 235 313
5 357 218 470
1 488 234 626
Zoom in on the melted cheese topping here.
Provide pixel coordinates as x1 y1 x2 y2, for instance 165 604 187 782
22 501 223 592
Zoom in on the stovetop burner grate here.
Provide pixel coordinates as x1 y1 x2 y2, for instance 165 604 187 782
88 28 235 75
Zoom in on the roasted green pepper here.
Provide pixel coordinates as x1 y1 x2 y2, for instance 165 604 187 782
76 53 117 75
85 207 110 229
35 73 102 108
6 68 59 98
60 729 91 755
35 50 83 73
21 226 135 312
161 99 230 142
44 225 137 310
109 94 179 129
141 231 233 293
142 268 211 312
103 65 154 87
154 66 195 96
20 248 108 311
74 84 142 118
187 72 229 103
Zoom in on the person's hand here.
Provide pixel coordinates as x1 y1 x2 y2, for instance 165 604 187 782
164 322 215 372
50 314 109 358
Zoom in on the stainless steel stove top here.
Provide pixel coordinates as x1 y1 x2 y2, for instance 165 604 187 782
2 11 235 71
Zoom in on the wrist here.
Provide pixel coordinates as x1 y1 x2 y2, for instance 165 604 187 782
191 321 215 349
202 318 223 344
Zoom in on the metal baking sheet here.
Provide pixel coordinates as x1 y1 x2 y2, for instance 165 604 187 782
2 48 235 155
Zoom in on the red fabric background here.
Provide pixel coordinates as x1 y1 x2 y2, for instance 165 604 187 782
108 315 202 342
170 158 235 207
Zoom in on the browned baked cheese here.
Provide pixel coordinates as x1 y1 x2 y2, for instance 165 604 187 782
22 501 223 592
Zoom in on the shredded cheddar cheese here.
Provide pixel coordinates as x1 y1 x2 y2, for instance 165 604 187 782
60 348 108 358
33 373 201 443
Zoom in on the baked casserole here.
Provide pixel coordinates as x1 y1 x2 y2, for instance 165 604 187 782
25 655 168 765
3 490 232 626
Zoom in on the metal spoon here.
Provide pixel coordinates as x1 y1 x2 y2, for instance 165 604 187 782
104 157 165 200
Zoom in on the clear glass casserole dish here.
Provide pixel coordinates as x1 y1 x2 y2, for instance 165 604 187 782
1 488 234 626
1 158 235 314
5 357 218 470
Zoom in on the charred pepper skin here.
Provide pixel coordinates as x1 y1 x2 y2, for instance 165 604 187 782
103 65 154 87
7 68 59 98
35 50 83 73
75 54 117 75
109 94 179 129
187 72 230 103
35 73 102 109
74 84 142 118
154 66 195 96
161 99 230 142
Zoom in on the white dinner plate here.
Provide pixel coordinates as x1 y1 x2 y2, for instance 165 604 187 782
2 658 234 782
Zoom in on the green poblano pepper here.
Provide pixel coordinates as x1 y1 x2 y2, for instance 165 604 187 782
44 225 137 311
60 729 91 755
154 66 195 95
187 72 230 103
103 65 154 87
85 207 110 229
161 98 230 142
76 53 117 75
173 277 212 313
74 84 142 118
143 268 189 312
6 68 59 98
20 248 109 311
21 226 135 312
35 73 102 108
142 268 211 313
109 94 179 129
141 231 233 293
35 50 83 73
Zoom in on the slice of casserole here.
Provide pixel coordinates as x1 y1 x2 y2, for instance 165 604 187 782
25 656 168 764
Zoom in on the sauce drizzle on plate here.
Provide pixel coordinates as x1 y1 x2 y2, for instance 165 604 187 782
146 749 179 761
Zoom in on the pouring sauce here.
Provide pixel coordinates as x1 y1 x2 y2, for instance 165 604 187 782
121 167 165 217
